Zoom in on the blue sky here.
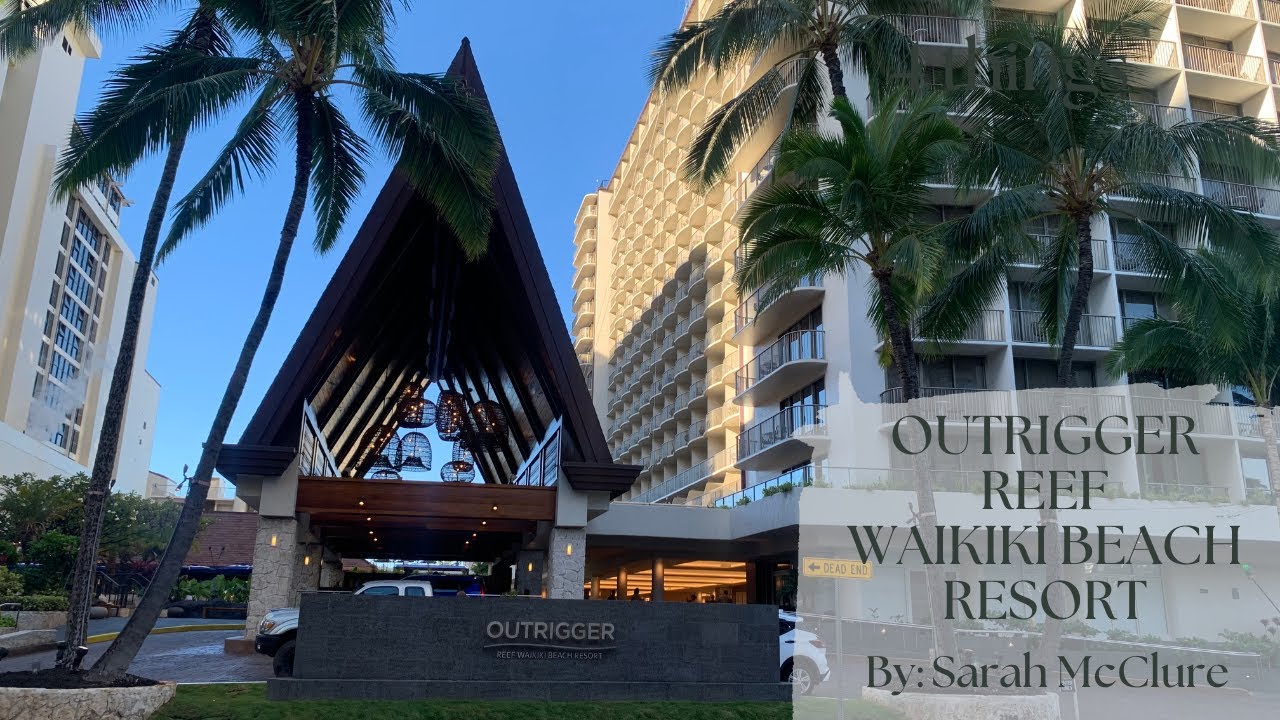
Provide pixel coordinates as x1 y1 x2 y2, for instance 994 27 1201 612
80 2 686 491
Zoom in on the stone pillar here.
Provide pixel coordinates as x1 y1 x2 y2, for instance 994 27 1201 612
617 568 628 597
516 549 544 597
319 556 344 589
546 527 586 600
591 576 600 600
291 539 321 604
651 558 665 602
244 516 299 641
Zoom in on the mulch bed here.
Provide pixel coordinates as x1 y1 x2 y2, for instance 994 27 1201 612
0 669 158 689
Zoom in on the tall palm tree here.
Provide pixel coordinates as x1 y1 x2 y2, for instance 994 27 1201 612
1 1 241 669
88 0 500 676
735 92 965 656
1108 250 1280 517
922 0 1280 670
649 0 989 188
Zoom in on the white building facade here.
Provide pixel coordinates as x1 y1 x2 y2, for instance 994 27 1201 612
0 6 159 493
574 0 1280 643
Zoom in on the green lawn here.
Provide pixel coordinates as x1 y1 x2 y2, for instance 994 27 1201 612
154 684 903 720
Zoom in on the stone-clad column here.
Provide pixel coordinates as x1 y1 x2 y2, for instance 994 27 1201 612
319 552 343 589
516 549 544 596
291 537 321 605
651 558 665 602
546 527 586 600
244 516 299 637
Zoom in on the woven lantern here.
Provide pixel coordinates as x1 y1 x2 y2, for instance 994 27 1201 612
364 426 401 470
436 389 468 441
441 460 475 483
452 441 475 466
370 469 401 480
471 399 507 443
399 431 432 470
397 392 437 429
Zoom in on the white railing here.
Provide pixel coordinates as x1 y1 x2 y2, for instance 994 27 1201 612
1182 45 1265 82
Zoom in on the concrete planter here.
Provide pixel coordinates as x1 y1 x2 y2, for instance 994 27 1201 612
0 681 176 720
0 612 67 632
862 687 1060 720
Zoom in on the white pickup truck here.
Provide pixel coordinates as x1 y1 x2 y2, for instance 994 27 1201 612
255 579 434 676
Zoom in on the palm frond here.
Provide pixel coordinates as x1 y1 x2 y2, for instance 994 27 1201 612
309 94 369 253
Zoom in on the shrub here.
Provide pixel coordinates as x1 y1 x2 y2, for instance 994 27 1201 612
24 532 78 593
0 595 69 611
0 616 14 628
0 567 22 596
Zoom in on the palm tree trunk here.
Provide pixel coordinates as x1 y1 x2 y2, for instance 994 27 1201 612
1259 404 1280 521
55 131 189 669
818 42 848 100
1039 213 1095 669
90 92 315 677
1056 214 1095 387
873 265 958 660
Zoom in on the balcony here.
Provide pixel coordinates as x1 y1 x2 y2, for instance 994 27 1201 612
736 404 827 471
1266 0 1280 24
1013 236 1110 271
888 15 982 46
1175 0 1255 18
1201 178 1280 217
631 447 738 503
572 327 594 349
1018 389 1127 424
1140 481 1231 503
1130 39 1179 69
911 308 1007 344
1182 45 1265 83
1131 101 1188 128
734 330 827 404
733 275 824 344
1011 309 1116 347
879 386 1012 423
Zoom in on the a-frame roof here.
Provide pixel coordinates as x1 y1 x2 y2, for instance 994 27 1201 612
217 40 636 497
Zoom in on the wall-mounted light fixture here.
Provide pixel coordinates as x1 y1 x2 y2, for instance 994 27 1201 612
270 534 278 547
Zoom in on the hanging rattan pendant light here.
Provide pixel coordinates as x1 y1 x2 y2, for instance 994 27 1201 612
370 469 401 480
471 399 506 442
397 391 437 429
399 431 432 470
364 426 402 470
441 461 475 483
436 389 468 442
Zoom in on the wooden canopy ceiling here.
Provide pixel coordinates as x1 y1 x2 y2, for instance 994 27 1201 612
216 40 637 501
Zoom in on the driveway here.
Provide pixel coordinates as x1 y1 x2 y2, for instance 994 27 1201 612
0 630 272 683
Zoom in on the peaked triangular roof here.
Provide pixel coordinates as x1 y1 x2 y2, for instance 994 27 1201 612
218 40 635 496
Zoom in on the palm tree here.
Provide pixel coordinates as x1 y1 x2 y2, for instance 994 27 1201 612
1108 250 1280 516
735 91 964 657
648 0 988 188
87 0 500 676
1 1 243 669
922 0 1280 670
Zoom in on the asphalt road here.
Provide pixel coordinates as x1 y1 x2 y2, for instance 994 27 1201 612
0 630 272 683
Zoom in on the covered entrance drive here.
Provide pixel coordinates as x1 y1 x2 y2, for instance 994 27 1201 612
215 42 639 651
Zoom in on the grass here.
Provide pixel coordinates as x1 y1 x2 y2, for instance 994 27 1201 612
154 684 904 720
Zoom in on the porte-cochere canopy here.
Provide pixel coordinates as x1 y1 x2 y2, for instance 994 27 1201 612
215 40 638 561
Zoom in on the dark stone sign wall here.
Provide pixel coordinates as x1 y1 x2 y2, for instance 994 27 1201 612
268 594 789 701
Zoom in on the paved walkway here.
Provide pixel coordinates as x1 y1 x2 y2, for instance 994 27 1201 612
59 617 243 640
0 630 272 683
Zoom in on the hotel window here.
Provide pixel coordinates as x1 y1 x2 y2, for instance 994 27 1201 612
28 200 111 457
992 8 1056 26
1190 96 1242 121
1013 358 1095 389
780 380 825 413
885 356 986 392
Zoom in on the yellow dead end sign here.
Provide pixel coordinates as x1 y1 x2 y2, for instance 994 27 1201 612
801 556 872 580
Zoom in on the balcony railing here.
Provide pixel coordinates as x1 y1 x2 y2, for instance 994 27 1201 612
1130 39 1178 68
1266 0 1280 24
888 15 982 45
735 330 826 394
1182 45 1265 82
1013 236 1110 270
1175 0 1255 18
879 386 1012 422
734 275 823 332
1201 178 1280 216
912 308 1006 343
1114 238 1153 273
1010 309 1117 347
1019 389 1127 424
737 404 827 460
631 447 737 503
734 147 779 204
1232 404 1269 438
1131 101 1188 128
1191 108 1241 123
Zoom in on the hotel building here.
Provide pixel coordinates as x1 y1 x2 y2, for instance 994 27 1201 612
0 6 159 493
572 0 1280 640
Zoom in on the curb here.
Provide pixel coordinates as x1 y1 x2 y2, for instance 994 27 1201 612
87 623 245 644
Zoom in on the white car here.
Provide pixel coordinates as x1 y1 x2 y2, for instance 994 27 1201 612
255 580 435 676
780 610 831 694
